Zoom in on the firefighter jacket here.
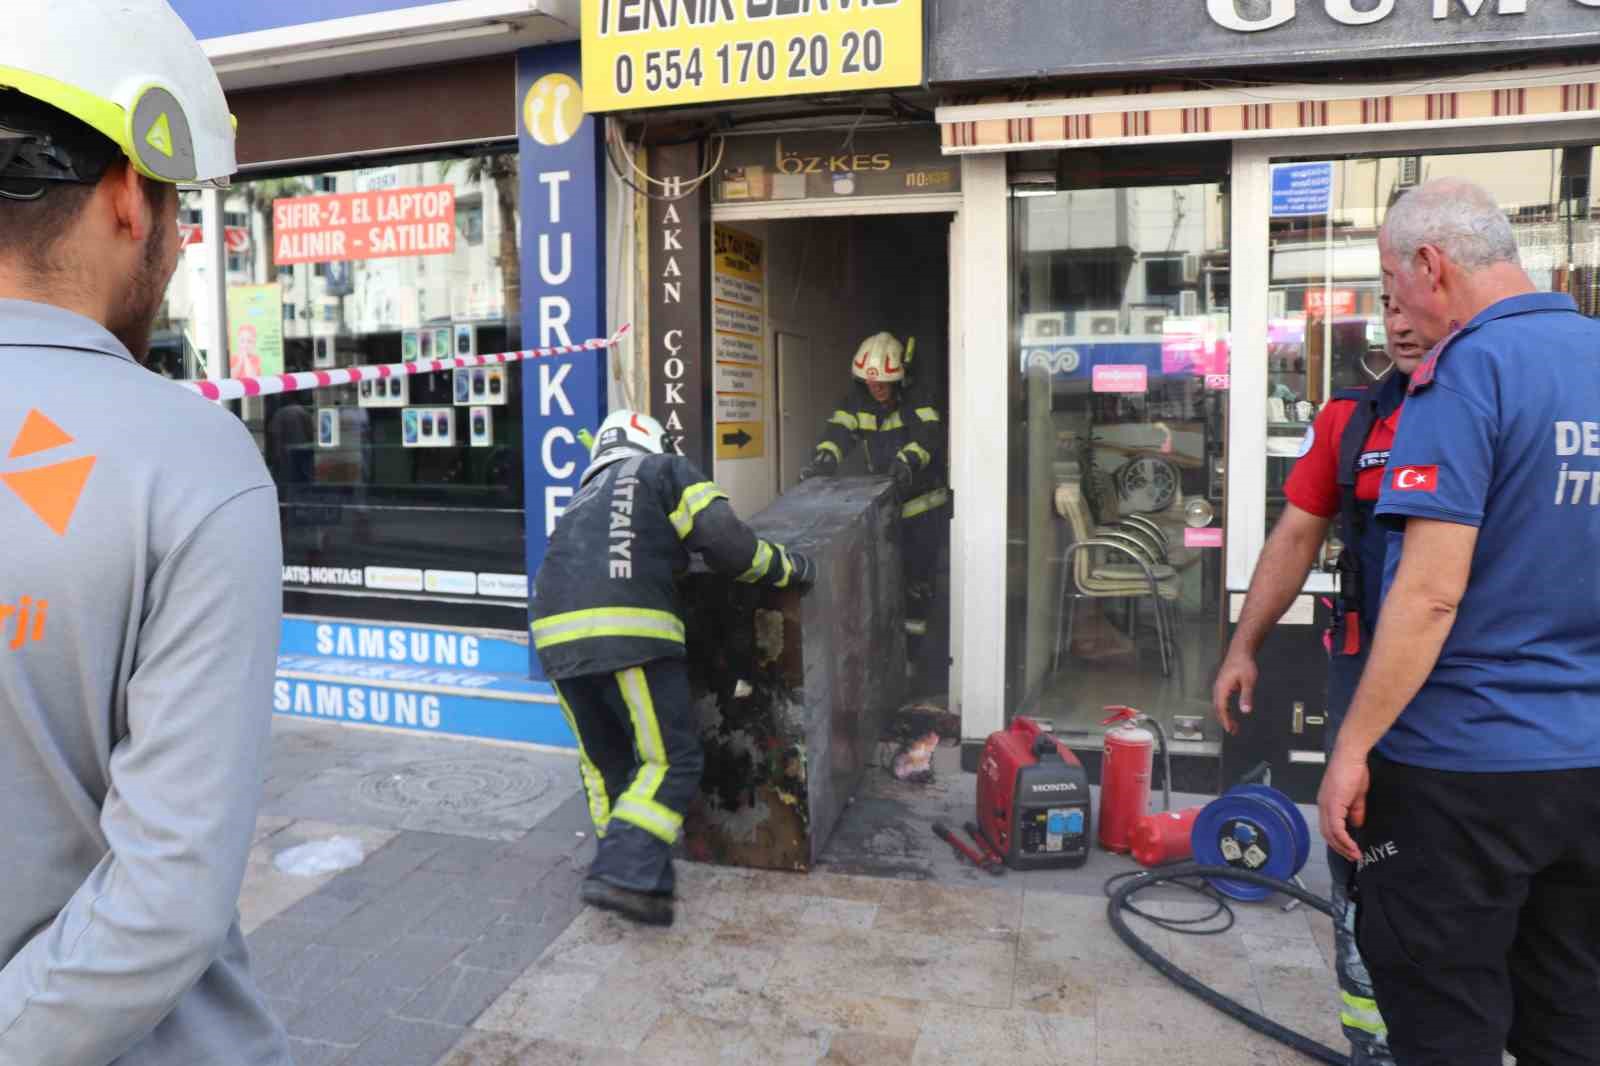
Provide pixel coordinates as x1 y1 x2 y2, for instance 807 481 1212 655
532 452 804 680
814 379 949 520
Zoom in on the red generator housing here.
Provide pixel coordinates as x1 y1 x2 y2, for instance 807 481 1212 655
977 717 1092 869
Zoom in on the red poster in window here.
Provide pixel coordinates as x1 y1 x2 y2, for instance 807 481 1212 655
272 185 456 265
1305 289 1356 317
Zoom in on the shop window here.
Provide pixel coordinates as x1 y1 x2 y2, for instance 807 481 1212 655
150 191 206 381
1007 148 1230 750
1261 145 1600 571
215 147 525 609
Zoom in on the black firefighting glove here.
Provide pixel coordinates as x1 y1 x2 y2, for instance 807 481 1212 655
800 452 837 481
787 551 817 592
891 458 915 501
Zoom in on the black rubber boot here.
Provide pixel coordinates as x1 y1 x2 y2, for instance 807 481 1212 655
580 879 675 927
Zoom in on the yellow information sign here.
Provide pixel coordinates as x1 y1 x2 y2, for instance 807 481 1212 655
582 0 923 113
716 421 766 460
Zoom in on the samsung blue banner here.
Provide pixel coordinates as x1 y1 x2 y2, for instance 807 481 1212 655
519 42 608 680
169 0 458 39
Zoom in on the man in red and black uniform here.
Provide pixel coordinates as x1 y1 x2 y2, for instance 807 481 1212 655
1214 295 1425 1066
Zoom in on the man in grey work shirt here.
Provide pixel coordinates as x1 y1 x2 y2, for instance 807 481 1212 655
0 2 292 1064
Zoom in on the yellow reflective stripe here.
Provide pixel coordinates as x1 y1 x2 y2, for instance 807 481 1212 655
828 410 859 431
880 411 904 432
857 411 878 431
614 796 683 843
899 442 932 469
915 406 941 423
817 440 843 461
1339 992 1387 1036
773 546 795 589
739 540 775 583
554 685 612 836
904 619 928 636
615 668 681 843
532 607 686 648
669 481 727 538
901 486 950 519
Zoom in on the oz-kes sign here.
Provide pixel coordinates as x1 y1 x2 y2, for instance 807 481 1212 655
273 186 456 265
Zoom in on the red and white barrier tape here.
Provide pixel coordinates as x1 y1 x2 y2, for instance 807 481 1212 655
179 324 631 403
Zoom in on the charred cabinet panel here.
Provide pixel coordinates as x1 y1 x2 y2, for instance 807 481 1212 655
1220 595 1332 804
681 477 905 870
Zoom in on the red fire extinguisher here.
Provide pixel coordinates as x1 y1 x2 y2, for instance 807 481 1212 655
1099 706 1155 854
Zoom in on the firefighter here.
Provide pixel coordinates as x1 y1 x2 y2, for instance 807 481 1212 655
801 331 948 677
532 409 815 927
1212 293 1426 1066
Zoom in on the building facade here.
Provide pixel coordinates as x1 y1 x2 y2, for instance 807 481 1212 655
166 2 1600 795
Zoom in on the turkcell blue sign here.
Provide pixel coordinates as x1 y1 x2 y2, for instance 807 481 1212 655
519 42 608 680
1272 163 1334 217
170 0 457 40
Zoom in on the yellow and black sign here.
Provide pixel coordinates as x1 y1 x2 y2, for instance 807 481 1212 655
582 0 924 113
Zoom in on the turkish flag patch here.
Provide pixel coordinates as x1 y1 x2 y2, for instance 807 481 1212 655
1391 465 1438 492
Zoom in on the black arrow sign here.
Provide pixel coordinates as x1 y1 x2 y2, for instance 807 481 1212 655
721 428 752 449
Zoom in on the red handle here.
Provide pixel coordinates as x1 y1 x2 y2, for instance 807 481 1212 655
1101 705 1142 726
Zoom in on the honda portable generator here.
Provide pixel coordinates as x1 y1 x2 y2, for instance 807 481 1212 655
976 716 1092 869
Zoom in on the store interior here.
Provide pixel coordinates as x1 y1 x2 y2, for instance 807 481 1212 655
719 211 953 697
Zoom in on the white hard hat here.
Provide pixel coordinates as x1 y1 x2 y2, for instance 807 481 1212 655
0 0 236 187
584 409 669 481
851 332 906 383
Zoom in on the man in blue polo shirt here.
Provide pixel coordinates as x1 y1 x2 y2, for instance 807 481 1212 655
1318 177 1600 1066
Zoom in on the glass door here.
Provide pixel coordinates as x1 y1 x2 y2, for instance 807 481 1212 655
1005 145 1231 765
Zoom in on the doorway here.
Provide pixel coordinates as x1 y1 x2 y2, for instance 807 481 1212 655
714 210 954 699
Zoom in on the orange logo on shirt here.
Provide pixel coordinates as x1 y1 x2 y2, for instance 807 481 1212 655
0 595 47 651
1 410 97 535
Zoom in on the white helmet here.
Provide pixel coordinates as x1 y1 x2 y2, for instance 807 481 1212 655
851 332 907 383
1 0 236 187
584 409 669 481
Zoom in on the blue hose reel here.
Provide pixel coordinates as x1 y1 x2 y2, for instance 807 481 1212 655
1191 784 1312 901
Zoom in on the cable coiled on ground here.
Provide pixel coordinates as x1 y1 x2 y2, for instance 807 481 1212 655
1104 862 1345 1066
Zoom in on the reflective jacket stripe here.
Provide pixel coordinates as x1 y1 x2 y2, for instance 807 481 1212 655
669 481 727 539
817 440 843 461
857 412 878 431
915 406 941 423
532 607 686 649
902 486 950 519
773 546 795 588
739 540 775 583
899 442 932 470
880 411 904 432
614 796 682 843
828 411 859 432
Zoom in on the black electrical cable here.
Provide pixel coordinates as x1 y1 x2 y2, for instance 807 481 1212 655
1102 867 1234 935
1105 862 1345 1066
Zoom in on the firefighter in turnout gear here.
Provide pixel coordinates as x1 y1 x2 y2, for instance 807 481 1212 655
801 332 948 675
1213 294 1426 1066
533 410 815 927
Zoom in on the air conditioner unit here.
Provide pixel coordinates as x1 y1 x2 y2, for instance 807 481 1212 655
1182 253 1201 284
1078 310 1122 336
1021 311 1068 344
1267 290 1288 319
1137 310 1168 336
1178 291 1200 317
